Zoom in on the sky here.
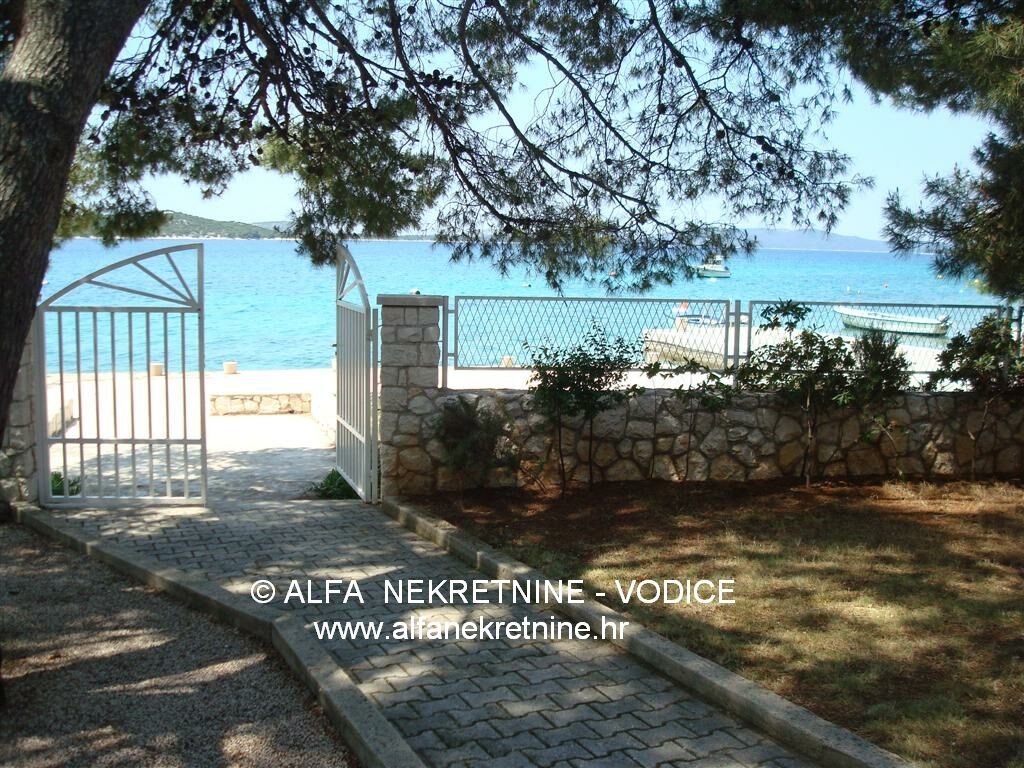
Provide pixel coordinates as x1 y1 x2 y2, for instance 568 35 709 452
143 84 993 242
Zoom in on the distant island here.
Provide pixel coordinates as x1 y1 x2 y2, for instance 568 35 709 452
152 212 433 241
156 211 284 239
747 228 891 253
142 212 895 252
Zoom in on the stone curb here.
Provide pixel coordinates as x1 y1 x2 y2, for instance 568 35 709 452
381 496 913 768
12 504 427 768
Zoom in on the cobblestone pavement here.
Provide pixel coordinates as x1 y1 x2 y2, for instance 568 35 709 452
48 501 818 768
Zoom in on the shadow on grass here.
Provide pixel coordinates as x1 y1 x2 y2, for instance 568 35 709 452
423 479 1024 768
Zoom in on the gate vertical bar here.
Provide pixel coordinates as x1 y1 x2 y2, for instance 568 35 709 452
732 300 743 368
197 244 208 503
440 296 449 389
56 313 68 498
111 311 120 498
368 307 379 501
722 300 731 370
32 311 49 503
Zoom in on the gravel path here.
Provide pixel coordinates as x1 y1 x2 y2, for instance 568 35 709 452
0 522 355 768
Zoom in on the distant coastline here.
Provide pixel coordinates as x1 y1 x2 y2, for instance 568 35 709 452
74 234 920 255
73 211 926 254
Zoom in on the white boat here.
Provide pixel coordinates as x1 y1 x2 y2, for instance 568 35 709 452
670 303 725 325
834 306 950 336
696 255 730 278
643 314 944 371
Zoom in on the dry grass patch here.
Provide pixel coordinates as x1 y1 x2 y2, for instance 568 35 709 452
425 480 1024 768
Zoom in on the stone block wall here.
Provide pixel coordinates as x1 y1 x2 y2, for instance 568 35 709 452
2 332 38 503
376 300 1024 495
377 295 443 496
210 392 311 415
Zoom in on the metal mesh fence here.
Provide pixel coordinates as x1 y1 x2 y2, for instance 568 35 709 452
451 296 731 369
450 296 1013 375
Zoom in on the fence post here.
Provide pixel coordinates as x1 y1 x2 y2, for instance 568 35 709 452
732 299 743 368
441 295 449 389
375 294 445 497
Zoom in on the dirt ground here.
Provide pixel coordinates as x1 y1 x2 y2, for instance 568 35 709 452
0 522 355 768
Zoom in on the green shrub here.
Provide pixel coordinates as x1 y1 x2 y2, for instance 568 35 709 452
432 396 516 486
527 323 641 492
846 328 911 405
928 312 1024 478
50 471 81 496
308 469 359 499
733 302 911 485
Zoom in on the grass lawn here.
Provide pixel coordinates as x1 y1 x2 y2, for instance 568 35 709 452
424 479 1024 768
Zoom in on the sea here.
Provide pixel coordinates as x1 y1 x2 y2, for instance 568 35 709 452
42 237 995 371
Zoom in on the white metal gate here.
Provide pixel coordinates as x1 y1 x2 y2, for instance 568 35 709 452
34 244 207 506
335 245 378 501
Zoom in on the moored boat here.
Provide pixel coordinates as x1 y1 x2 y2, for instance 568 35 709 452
834 306 950 336
696 254 730 278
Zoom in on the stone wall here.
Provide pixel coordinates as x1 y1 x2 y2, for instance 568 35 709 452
377 298 1024 495
391 388 1024 493
2 332 38 504
210 392 311 415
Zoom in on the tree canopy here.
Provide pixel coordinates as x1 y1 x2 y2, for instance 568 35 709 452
15 0 863 292
735 0 1024 298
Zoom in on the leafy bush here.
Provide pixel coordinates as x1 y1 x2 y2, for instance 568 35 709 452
50 471 81 496
527 323 641 492
845 329 912 405
308 469 359 499
845 329 912 450
928 312 1024 478
928 312 1024 397
734 302 910 485
432 396 515 486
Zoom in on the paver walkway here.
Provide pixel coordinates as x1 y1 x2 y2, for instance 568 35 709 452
44 499 817 768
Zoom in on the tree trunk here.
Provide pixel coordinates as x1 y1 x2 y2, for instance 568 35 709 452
0 0 147 709
0 0 147 448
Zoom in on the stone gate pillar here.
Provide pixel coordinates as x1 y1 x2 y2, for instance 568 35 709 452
2 328 38 505
376 295 444 497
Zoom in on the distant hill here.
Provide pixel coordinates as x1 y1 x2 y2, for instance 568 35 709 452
250 220 293 234
159 211 280 239
747 228 890 252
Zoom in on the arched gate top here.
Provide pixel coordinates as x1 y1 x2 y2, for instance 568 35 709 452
40 243 203 311
336 244 371 314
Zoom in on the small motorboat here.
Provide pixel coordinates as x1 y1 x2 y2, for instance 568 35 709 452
834 306 951 336
670 301 725 325
696 254 730 278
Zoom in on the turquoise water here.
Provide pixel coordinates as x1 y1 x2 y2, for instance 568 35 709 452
43 237 993 370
